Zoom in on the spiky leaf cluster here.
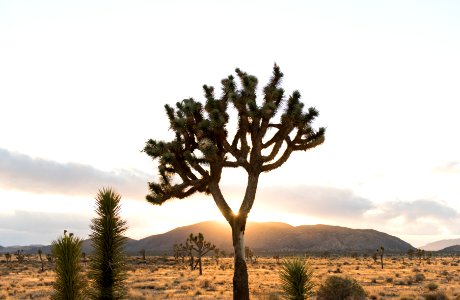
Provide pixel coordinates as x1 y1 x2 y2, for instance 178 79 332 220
143 65 325 212
89 188 128 300
51 231 86 300
279 258 315 300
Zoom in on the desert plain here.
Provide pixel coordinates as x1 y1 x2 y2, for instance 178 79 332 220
1 254 460 299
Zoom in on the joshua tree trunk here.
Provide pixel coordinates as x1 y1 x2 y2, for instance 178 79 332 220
231 217 249 300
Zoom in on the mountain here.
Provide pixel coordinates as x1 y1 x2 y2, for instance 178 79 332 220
437 245 460 254
131 221 414 254
420 238 460 251
0 238 138 255
0 221 414 255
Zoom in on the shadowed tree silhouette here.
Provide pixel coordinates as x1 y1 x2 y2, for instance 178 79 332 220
377 246 385 269
187 233 216 275
143 64 325 299
89 188 128 299
38 249 44 272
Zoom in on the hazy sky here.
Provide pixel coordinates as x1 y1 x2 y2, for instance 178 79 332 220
1 0 460 247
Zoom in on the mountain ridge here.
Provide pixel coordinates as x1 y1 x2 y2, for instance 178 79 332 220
0 221 414 255
420 238 460 251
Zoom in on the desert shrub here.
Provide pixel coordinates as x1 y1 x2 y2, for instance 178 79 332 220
415 273 426 282
51 231 86 300
422 291 448 300
279 257 315 300
426 282 438 291
316 276 367 300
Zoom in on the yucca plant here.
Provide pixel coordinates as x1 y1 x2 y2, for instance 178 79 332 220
89 188 128 300
279 257 315 300
51 231 86 300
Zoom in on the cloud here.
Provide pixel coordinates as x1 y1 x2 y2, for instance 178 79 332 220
253 185 375 219
0 148 151 199
0 211 91 246
246 185 460 236
377 199 459 222
434 161 460 173
369 199 460 235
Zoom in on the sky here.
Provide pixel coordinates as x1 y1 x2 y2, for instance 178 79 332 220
1 0 460 247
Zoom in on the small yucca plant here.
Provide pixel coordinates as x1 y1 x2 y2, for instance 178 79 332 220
89 188 128 299
51 231 86 300
279 257 315 300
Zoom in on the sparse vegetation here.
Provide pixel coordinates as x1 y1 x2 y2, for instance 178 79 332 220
3 255 460 299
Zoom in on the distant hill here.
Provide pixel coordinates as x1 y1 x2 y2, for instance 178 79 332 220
0 237 138 255
420 238 460 251
0 221 414 255
129 221 414 254
437 245 460 254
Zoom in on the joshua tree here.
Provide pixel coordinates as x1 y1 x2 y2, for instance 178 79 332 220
4 252 11 262
213 247 222 265
245 246 254 264
416 248 425 263
38 249 44 272
371 252 378 264
15 249 25 263
173 240 195 271
46 253 53 263
143 65 325 299
377 246 384 269
174 244 188 263
139 249 146 262
51 230 86 300
187 233 216 275
407 248 414 260
82 252 87 266
89 188 128 300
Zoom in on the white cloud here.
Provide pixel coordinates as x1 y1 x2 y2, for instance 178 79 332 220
0 148 150 200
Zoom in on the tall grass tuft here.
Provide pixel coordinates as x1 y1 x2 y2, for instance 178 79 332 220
89 188 128 299
51 231 86 300
279 257 315 300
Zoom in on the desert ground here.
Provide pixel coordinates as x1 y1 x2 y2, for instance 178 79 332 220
1 254 460 299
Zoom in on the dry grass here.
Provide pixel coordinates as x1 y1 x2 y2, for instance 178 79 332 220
1 254 460 299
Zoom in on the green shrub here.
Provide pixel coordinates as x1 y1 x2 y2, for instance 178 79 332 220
51 231 86 300
279 257 315 300
316 276 367 300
